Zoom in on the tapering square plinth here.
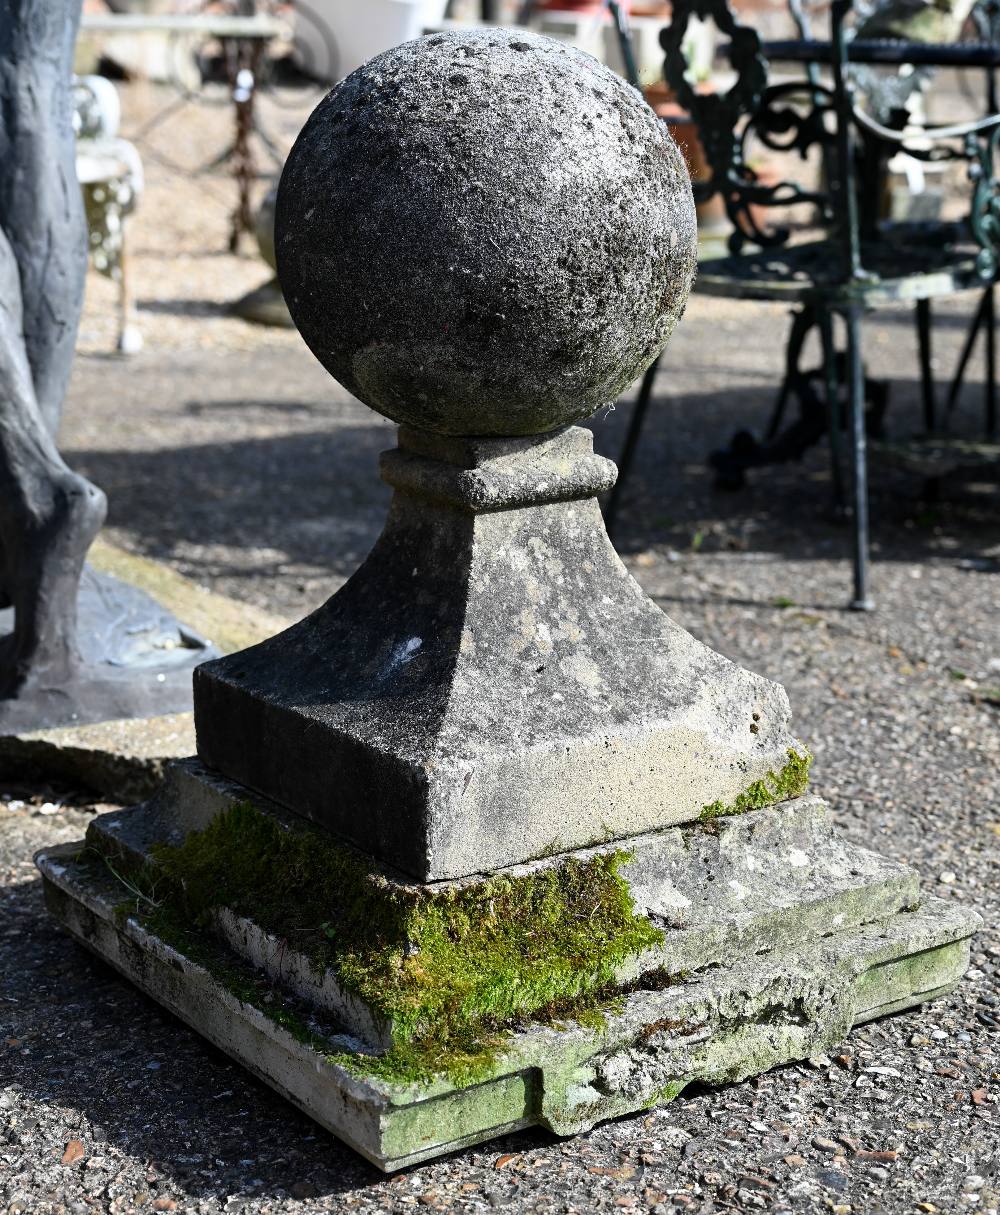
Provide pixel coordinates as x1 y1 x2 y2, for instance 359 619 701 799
195 428 803 882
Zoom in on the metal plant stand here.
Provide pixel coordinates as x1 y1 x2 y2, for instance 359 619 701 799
79 10 291 253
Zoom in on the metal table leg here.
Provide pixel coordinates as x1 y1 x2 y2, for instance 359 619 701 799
764 305 815 442
986 283 996 437
817 306 846 513
604 354 661 534
916 297 937 434
945 286 988 423
844 304 874 611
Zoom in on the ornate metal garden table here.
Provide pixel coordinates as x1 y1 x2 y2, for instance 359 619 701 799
607 0 1000 610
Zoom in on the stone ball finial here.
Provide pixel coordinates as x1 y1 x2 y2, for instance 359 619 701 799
276 28 697 437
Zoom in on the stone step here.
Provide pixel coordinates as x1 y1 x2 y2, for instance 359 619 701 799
85 759 923 1051
36 838 980 1172
620 794 920 980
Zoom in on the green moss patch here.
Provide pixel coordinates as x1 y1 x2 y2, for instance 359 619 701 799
700 748 811 822
111 802 662 1084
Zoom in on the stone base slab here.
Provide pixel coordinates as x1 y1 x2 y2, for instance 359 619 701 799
82 760 932 1050
231 276 295 329
0 713 195 803
0 546 291 799
0 566 216 736
36 838 979 1172
88 539 291 660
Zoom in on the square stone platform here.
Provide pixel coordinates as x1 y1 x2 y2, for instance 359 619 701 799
35 760 980 1171
0 542 290 801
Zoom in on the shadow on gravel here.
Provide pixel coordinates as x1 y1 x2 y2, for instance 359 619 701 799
61 379 1000 601
64 422 394 586
591 376 1000 569
137 299 238 320
184 398 329 417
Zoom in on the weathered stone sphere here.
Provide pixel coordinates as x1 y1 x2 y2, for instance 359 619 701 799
276 27 697 437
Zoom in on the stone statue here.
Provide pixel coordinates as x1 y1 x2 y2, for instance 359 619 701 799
0 0 106 706
0 0 213 731
39 28 979 1171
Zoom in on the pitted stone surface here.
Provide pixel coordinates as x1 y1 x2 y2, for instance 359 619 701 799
275 27 697 436
195 429 800 881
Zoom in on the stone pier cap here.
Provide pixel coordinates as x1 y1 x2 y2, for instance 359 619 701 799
273 26 698 436
194 26 803 882
33 26 980 1174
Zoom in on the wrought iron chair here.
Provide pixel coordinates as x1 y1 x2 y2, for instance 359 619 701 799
605 0 1000 609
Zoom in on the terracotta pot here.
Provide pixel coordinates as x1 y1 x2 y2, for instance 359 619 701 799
535 1 626 11
745 159 785 236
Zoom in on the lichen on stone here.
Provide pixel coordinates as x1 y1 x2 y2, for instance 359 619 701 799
112 802 663 1084
699 748 812 822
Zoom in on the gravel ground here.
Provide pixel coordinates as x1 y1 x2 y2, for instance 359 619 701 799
2 81 999 1215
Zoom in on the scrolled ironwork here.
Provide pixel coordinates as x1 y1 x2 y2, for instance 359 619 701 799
730 81 836 244
661 0 837 252
659 0 1000 285
968 125 1000 279
661 0 772 251
751 80 836 158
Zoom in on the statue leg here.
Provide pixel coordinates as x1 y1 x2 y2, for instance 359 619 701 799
0 0 108 700
1 0 88 438
0 229 106 698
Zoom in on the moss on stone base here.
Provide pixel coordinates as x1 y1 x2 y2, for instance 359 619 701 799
700 749 812 822
99 751 811 1083
125 802 661 1083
